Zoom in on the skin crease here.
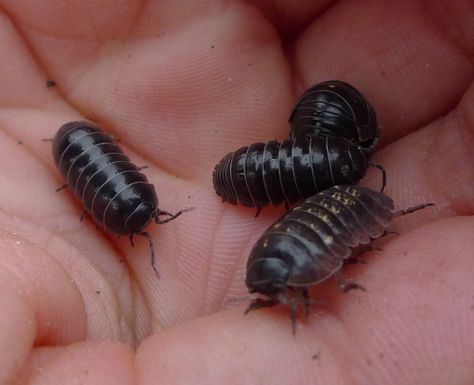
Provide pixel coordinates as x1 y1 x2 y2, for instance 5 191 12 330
0 0 472 383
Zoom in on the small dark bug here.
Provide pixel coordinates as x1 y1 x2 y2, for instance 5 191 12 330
245 185 433 333
213 135 371 215
289 80 378 153
52 121 186 277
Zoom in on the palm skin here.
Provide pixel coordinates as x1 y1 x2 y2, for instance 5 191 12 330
0 1 473 384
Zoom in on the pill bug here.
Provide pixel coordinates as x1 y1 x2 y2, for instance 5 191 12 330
52 121 186 277
289 80 379 153
212 135 371 215
245 184 433 333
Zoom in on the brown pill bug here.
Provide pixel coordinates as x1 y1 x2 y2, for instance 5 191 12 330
52 121 188 277
212 135 384 216
289 80 379 153
244 184 433 333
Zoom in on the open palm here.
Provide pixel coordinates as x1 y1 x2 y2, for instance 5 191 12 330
0 1 473 384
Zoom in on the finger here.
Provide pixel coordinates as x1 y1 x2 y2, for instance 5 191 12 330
137 218 474 384
363 82 474 220
0 230 86 382
290 0 474 144
2 1 293 180
248 0 336 41
27 342 133 384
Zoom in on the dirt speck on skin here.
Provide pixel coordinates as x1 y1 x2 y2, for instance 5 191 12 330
17 140 23 145
380 70 387 76
96 290 101 295
312 352 320 360
46 79 56 87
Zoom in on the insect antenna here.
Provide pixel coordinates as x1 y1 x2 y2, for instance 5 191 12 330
154 207 193 224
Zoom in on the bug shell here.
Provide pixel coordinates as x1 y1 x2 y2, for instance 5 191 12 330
52 121 158 236
212 135 368 210
289 80 378 152
245 185 394 295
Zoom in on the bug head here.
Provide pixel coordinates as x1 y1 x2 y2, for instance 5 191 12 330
125 201 157 233
246 258 290 297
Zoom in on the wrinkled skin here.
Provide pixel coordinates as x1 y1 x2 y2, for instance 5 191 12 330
0 1 473 384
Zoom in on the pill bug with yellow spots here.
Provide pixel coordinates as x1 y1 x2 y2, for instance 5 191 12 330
245 184 433 333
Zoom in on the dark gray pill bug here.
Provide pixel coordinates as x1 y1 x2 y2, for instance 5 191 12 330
212 135 368 215
244 184 433 333
289 80 379 153
52 121 187 277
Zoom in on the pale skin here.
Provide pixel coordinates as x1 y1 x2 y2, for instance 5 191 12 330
0 0 473 384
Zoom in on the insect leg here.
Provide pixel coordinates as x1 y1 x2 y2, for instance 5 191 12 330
139 231 159 279
254 206 262 218
334 270 365 293
301 288 310 318
244 298 277 314
290 300 298 335
343 256 368 265
369 162 386 193
344 229 400 265
55 184 68 192
393 203 434 218
128 234 135 247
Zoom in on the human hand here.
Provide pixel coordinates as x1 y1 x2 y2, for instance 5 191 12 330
0 1 472 384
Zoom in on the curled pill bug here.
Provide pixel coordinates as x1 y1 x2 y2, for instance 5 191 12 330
51 121 188 277
289 80 379 153
244 184 433 333
212 134 384 216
